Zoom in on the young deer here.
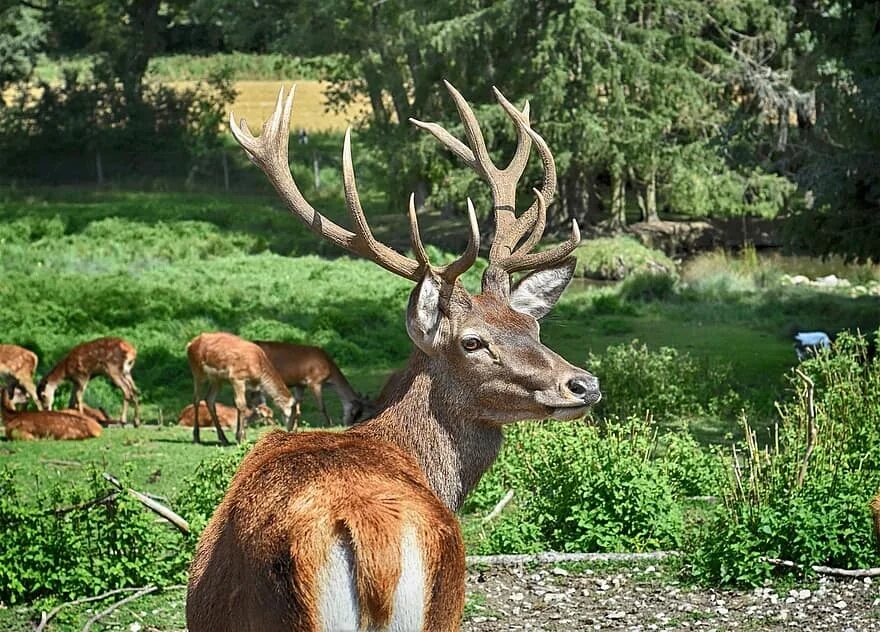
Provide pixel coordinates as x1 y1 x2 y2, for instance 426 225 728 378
186 332 295 444
37 337 141 426
187 83 600 631
2 389 102 441
0 344 42 410
178 401 274 429
248 341 373 426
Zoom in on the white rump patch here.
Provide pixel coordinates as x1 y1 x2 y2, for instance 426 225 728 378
318 539 359 632
317 527 426 632
389 526 426 632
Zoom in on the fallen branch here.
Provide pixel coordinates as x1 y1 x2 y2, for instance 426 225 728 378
103 472 190 535
482 489 514 524
761 556 880 578
81 585 158 631
36 587 147 632
466 551 680 566
51 492 119 516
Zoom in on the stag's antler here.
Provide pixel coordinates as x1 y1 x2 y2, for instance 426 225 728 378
410 81 579 285
229 86 478 286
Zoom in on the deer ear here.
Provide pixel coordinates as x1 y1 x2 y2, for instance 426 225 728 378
406 274 445 354
509 257 576 319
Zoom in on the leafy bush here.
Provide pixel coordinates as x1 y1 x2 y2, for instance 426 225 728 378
587 341 741 423
473 419 686 554
571 236 675 280
0 468 190 604
660 432 727 498
619 271 677 302
690 332 880 585
174 444 251 533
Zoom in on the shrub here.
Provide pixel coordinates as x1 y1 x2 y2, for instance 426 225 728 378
619 271 677 302
474 419 685 554
690 332 880 585
0 468 190 604
570 236 675 281
586 341 741 423
174 444 251 533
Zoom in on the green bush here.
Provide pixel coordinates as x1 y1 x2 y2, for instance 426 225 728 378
0 468 190 604
474 419 685 554
619 271 677 302
690 332 880 585
571 236 675 280
587 341 742 423
174 444 251 533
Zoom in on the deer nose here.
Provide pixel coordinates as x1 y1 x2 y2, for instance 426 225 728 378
566 374 601 404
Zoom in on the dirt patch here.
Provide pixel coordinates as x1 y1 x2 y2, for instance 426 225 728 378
464 562 880 630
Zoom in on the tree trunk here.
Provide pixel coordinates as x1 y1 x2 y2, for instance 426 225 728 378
644 165 659 223
609 170 627 229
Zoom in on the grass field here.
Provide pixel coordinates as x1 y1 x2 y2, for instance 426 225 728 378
2 181 879 628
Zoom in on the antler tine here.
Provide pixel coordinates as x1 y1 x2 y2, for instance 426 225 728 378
408 195 481 286
229 85 423 282
494 193 580 274
342 129 421 280
493 111 558 260
508 187 548 259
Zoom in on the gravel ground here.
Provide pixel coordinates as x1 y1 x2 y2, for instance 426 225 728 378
463 563 880 631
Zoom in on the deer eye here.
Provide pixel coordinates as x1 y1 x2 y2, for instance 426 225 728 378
461 336 484 352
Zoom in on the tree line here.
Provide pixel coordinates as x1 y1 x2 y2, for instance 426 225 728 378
0 0 877 259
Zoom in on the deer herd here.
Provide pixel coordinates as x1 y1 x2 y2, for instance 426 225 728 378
3 82 602 631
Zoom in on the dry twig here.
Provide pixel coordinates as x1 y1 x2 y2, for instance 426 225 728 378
762 556 880 578
466 551 680 566
80 585 158 631
36 587 147 632
482 490 515 524
102 472 190 534
794 368 818 488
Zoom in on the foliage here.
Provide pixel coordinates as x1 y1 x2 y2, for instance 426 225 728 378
474 419 685 554
0 467 190 605
570 236 674 280
690 332 880 585
619 271 678 302
174 443 250 533
0 5 45 91
586 341 742 423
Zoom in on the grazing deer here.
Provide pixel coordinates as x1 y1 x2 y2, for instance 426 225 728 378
37 337 141 426
186 332 295 444
2 389 102 440
0 344 42 410
248 341 373 426
178 401 275 429
186 83 600 632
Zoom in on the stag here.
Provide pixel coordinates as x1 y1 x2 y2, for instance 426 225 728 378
186 82 600 632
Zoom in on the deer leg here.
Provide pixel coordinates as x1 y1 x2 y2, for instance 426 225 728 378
310 382 334 426
18 376 42 411
287 385 304 431
106 368 132 426
70 379 88 414
206 384 229 446
192 379 204 444
122 372 141 426
232 380 249 444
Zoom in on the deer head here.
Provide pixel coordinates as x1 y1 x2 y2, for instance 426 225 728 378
229 81 599 441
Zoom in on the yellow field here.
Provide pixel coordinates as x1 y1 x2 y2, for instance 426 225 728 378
177 80 369 133
3 80 369 133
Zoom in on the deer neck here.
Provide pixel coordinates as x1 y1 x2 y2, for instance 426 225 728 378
257 365 289 408
349 351 503 511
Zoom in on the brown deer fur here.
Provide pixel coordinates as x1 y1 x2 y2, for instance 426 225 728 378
38 337 140 425
0 344 42 410
251 341 372 426
178 401 274 428
188 84 601 631
186 332 294 444
59 404 111 425
2 391 102 440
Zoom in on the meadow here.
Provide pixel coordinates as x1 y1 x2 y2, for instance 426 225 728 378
2 136 880 628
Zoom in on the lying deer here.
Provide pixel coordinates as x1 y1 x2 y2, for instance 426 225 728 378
248 341 373 426
186 332 295 444
187 83 600 631
2 388 102 441
178 401 274 429
0 344 42 410
38 337 141 426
